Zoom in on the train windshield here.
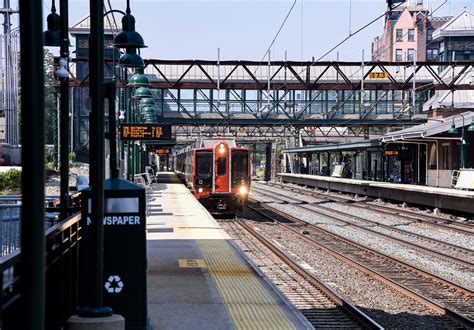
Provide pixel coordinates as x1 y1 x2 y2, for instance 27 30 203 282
216 157 227 176
196 151 212 177
231 150 248 186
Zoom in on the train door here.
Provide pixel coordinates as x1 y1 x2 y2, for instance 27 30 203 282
213 142 230 193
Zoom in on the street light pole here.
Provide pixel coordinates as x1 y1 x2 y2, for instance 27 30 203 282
449 114 467 169
59 0 69 217
88 0 108 313
19 0 45 328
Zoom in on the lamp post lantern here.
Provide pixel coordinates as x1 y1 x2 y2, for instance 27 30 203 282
448 114 474 169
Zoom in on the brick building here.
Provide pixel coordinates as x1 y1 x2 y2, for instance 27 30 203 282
371 1 450 61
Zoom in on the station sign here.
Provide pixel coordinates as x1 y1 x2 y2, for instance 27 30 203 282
155 147 171 156
384 150 399 156
369 71 388 79
121 124 172 141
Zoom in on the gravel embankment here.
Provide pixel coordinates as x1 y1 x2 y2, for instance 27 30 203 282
222 217 452 329
45 163 89 197
250 188 474 290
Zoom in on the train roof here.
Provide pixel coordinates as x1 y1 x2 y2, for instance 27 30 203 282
199 139 237 148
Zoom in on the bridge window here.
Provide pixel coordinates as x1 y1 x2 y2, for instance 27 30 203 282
408 29 415 42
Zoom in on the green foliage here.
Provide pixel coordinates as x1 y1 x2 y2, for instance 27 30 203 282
0 169 21 192
69 151 76 165
45 146 57 169
43 49 57 145
256 167 265 180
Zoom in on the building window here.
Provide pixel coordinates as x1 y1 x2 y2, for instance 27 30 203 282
395 49 403 61
407 48 415 61
427 29 433 42
396 29 403 41
426 48 438 61
408 29 415 41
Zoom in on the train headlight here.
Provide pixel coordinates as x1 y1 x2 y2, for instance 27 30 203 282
219 144 226 154
239 186 248 195
198 188 203 193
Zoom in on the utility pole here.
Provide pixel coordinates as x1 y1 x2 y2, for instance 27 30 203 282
1 1 19 146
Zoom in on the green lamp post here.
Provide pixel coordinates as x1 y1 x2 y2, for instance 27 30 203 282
448 114 474 169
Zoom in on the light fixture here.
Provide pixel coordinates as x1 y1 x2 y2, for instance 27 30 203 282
55 57 69 79
119 110 126 121
448 119 458 134
43 1 60 47
468 118 474 132
127 68 150 87
138 97 155 108
133 86 152 99
112 5 147 49
118 48 144 68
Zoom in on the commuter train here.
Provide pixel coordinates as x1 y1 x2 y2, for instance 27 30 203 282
173 139 250 214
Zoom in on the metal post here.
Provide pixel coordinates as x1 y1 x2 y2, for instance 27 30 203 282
412 49 416 118
19 0 45 328
87 0 110 315
460 116 466 169
59 0 70 217
106 81 119 178
361 49 364 117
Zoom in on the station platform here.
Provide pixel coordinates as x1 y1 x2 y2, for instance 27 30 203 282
278 173 474 214
146 172 311 330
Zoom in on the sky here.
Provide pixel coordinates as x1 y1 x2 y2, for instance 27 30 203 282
37 0 474 61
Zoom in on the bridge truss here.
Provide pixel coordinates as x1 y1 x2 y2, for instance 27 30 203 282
64 59 473 146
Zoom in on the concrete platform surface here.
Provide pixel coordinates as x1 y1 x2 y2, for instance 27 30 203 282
146 173 311 330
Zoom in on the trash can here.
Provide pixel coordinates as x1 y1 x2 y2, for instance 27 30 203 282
80 177 147 329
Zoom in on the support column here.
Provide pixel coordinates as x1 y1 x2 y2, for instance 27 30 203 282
19 0 45 327
264 143 272 181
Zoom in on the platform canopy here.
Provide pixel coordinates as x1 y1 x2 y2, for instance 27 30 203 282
381 111 474 142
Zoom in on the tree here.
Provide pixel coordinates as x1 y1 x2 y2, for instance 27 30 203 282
43 49 58 146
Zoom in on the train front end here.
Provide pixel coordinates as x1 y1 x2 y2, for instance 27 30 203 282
192 141 250 214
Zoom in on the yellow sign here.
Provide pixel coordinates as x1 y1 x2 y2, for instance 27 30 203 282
384 150 399 156
178 259 206 268
369 71 388 79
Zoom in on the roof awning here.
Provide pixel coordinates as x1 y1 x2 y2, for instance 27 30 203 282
381 111 473 142
283 140 381 153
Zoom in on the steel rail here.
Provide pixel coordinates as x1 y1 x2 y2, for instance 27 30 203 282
252 186 474 269
246 202 474 328
268 182 474 235
234 218 383 329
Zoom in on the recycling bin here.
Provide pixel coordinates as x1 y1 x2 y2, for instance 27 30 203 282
80 177 147 329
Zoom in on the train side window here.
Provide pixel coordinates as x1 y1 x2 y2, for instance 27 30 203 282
216 157 227 176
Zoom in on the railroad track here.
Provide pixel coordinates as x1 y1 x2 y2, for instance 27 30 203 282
224 219 383 329
266 181 474 235
246 201 474 328
252 185 474 269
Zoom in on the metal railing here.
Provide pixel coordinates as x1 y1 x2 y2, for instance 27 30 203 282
0 212 82 328
0 196 63 257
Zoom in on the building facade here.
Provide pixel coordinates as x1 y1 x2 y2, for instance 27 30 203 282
432 10 474 61
372 1 450 62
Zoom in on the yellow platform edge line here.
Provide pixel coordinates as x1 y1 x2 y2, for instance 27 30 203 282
196 239 295 330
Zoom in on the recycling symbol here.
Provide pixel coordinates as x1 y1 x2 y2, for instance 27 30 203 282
104 275 124 293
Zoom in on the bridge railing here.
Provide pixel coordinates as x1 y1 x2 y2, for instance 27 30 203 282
0 212 82 328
